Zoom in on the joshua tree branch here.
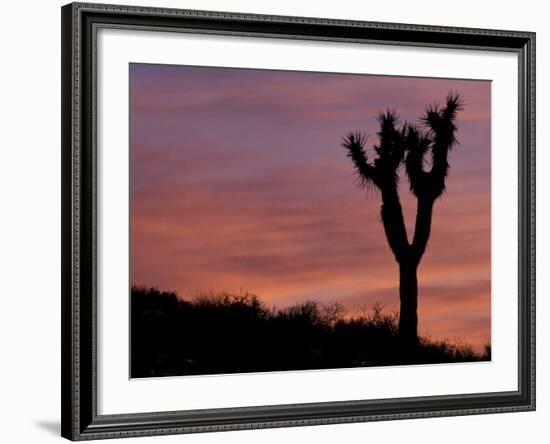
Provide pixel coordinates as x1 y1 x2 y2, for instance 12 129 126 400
405 125 431 197
342 132 379 189
409 94 463 262
380 186 411 263
411 196 435 263
421 93 464 199
344 115 412 262
375 111 406 169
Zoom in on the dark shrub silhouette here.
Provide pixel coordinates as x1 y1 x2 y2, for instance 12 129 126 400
131 286 488 378
342 93 464 348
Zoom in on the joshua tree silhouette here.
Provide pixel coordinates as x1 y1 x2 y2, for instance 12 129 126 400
342 93 463 349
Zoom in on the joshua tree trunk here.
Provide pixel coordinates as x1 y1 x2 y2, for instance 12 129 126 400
399 196 434 346
398 260 418 347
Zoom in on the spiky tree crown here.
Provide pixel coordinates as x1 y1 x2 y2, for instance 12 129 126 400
343 93 464 199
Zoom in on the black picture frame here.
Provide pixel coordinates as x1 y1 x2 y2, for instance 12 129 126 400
61 2 536 440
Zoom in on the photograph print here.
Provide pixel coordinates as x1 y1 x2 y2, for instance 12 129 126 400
130 64 491 378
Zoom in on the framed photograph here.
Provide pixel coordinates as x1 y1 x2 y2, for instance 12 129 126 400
61 2 535 440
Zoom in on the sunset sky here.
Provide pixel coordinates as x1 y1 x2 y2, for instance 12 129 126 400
130 63 491 353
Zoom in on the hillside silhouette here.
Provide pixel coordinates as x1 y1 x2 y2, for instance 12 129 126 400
131 286 490 378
